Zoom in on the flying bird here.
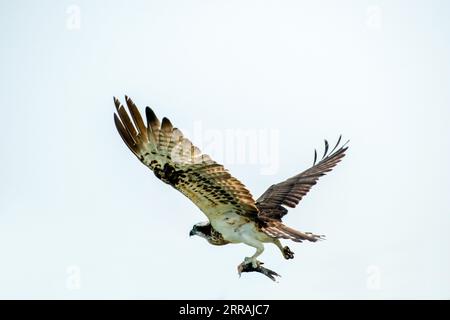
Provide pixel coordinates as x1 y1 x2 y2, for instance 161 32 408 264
113 96 348 281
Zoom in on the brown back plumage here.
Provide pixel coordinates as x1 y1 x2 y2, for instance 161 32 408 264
255 137 348 242
256 136 348 222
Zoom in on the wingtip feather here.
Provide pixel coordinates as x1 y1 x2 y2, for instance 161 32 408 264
145 106 158 124
113 96 120 111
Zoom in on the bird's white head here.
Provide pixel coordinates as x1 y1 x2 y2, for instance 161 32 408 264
189 221 211 240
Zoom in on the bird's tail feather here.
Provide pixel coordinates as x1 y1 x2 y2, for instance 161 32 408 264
262 222 324 242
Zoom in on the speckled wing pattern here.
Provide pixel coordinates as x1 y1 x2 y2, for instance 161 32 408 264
113 96 259 220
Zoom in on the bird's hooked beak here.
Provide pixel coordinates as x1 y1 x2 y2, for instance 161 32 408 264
189 229 195 237
237 264 244 277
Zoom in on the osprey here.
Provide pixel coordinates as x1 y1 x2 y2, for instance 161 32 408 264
113 96 348 281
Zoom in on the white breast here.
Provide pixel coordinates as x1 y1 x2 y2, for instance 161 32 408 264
209 211 271 244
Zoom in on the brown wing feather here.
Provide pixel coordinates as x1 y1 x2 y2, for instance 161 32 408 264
113 96 259 220
256 137 348 221
125 95 148 142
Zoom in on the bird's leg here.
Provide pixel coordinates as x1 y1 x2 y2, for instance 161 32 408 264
274 239 294 260
243 244 264 268
237 241 281 281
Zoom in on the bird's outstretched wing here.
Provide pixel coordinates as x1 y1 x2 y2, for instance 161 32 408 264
256 137 348 221
113 96 258 219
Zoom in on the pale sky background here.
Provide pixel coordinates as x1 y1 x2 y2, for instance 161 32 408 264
0 0 449 299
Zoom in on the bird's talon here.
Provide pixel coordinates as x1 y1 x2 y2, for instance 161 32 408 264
237 260 281 282
282 246 295 260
